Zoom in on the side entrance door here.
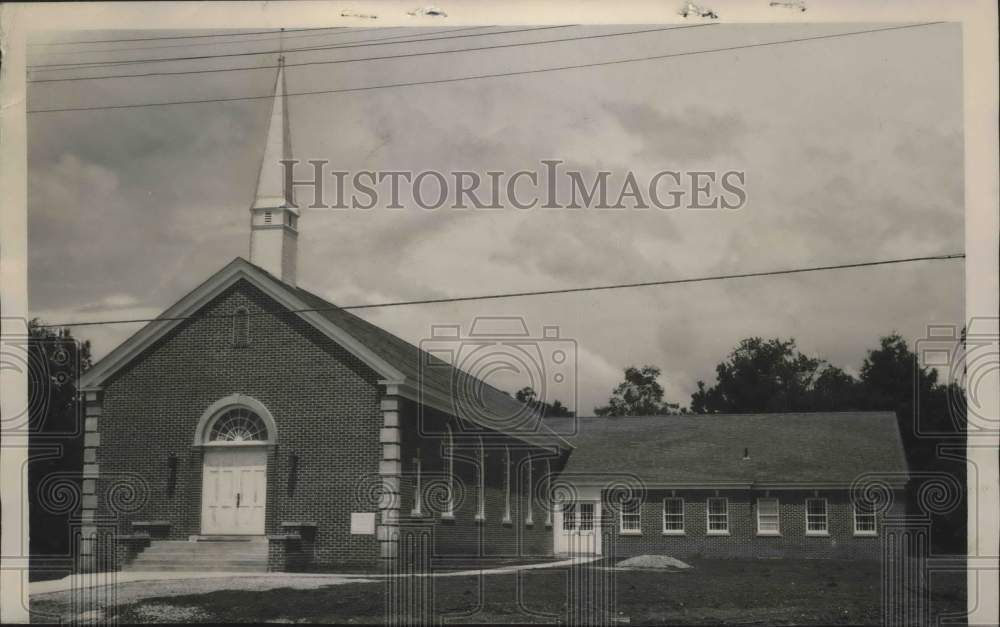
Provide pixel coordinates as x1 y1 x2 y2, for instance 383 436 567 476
555 500 602 555
201 447 267 535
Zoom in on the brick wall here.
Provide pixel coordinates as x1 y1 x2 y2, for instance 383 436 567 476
95 279 384 567
602 489 905 560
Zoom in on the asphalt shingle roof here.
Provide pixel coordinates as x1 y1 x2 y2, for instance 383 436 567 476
283 273 563 445
545 412 909 485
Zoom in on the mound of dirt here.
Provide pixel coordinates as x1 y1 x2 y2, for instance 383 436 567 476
616 555 692 570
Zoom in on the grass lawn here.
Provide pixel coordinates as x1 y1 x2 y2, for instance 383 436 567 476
34 558 967 624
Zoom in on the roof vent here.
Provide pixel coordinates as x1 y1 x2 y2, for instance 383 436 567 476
742 447 750 460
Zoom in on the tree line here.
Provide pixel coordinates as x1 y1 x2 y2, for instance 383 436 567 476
582 332 967 554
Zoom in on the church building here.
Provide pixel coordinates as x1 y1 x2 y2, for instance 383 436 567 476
75 60 909 573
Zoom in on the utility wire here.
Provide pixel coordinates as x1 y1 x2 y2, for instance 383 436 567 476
27 25 572 70
29 26 395 56
27 22 943 114
29 26 351 46
29 25 706 84
36 253 965 329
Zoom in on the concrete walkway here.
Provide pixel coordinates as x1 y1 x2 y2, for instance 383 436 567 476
30 556 600 596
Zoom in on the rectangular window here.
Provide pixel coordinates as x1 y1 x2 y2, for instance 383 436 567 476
620 499 641 534
562 503 576 531
806 498 828 534
579 503 595 531
854 503 877 536
663 498 684 534
707 497 729 534
757 498 780 535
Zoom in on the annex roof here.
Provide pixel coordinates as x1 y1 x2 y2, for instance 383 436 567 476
545 412 909 487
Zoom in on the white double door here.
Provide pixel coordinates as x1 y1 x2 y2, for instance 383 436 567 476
201 447 267 535
555 501 602 555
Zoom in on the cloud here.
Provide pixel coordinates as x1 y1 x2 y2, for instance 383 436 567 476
26 25 964 412
604 102 750 163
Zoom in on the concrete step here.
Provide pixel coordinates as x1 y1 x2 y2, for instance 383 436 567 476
124 563 267 572
129 560 267 572
124 538 270 573
131 553 268 562
144 544 267 555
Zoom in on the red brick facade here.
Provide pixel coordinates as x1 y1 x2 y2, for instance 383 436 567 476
95 279 384 566
600 489 904 560
90 278 554 570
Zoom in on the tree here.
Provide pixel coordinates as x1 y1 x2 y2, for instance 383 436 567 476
690 337 827 413
856 332 966 552
515 386 574 418
594 365 680 416
27 320 92 566
691 331 966 553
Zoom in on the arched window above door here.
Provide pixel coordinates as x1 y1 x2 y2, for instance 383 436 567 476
193 394 278 446
209 408 268 442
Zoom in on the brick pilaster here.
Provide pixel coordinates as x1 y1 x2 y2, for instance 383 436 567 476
378 394 402 560
78 389 102 572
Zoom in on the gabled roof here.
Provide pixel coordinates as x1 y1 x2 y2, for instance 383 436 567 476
79 257 568 449
545 412 908 486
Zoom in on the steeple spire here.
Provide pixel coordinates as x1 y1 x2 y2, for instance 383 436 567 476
249 44 300 286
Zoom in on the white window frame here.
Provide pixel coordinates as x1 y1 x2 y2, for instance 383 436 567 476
619 499 641 535
562 502 577 531
806 498 828 535
853 503 877 536
475 437 486 522
756 497 781 536
662 497 684 535
502 446 512 525
442 426 454 520
410 455 423 517
707 497 729 535
525 457 534 527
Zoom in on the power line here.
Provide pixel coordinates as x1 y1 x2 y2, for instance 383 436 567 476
29 25 707 84
27 25 572 70
27 22 943 115
29 26 394 57
29 26 350 46
36 253 965 329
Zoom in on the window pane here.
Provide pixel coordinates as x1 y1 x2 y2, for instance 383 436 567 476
663 498 684 531
855 502 876 533
758 498 779 533
806 499 828 531
708 498 728 531
562 504 576 530
579 503 594 530
620 500 640 531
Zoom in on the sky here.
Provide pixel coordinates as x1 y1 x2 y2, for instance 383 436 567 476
26 24 965 413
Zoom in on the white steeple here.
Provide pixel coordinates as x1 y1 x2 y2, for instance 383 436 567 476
249 53 299 285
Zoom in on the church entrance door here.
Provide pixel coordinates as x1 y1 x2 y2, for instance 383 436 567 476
201 447 267 535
